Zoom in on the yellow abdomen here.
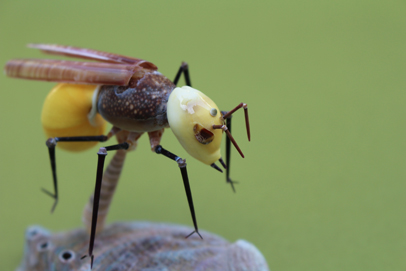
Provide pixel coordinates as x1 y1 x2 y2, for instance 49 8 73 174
41 83 106 152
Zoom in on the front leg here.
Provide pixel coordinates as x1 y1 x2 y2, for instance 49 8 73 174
155 145 202 239
219 114 238 192
220 104 250 192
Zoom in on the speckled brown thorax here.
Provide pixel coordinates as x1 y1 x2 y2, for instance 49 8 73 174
97 71 175 132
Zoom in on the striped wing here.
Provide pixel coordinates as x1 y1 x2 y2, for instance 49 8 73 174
27 44 156 66
5 44 158 86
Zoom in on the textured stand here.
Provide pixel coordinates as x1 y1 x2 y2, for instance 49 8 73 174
17 222 269 271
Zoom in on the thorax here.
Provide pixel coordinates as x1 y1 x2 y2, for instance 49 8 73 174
97 71 175 132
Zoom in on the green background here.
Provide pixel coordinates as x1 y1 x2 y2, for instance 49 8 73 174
0 1 405 270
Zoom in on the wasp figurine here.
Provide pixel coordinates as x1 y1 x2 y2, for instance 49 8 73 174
5 44 250 267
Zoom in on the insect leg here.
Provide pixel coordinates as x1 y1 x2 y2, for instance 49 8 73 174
219 105 250 192
83 141 129 269
82 150 127 234
155 145 202 239
173 62 191 86
219 114 238 192
44 135 108 213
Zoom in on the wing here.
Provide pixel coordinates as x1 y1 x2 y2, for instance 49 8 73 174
4 44 158 86
28 44 157 68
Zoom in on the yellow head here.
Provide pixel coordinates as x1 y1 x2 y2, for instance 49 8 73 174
167 86 224 165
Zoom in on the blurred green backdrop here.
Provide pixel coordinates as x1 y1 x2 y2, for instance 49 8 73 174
0 1 405 270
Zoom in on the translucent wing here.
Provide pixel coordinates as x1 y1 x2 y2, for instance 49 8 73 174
4 44 158 86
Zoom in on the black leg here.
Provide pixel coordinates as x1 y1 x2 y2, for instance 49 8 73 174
88 148 106 269
173 62 191 87
225 116 239 192
43 140 58 212
82 142 129 269
44 135 108 212
155 145 202 239
221 113 238 192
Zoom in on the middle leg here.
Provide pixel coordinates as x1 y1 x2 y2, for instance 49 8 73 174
83 131 142 268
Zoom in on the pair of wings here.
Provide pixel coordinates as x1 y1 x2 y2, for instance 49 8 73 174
5 44 158 86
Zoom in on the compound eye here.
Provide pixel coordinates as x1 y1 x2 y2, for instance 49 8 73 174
194 124 214 144
210 108 218 117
